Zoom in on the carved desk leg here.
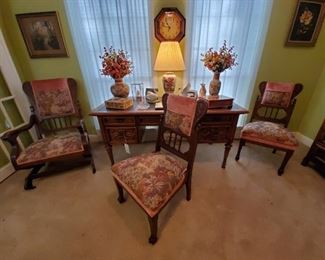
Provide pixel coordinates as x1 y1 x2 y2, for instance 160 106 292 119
221 115 238 168
105 143 115 165
222 142 232 168
98 118 115 165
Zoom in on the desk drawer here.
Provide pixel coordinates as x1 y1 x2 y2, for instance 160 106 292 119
202 114 235 124
102 116 136 126
137 116 161 125
107 127 138 144
198 126 230 143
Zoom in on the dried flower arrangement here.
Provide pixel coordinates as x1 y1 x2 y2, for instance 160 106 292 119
201 41 238 73
99 46 133 79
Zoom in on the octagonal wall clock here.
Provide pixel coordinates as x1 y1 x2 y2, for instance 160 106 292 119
154 8 186 42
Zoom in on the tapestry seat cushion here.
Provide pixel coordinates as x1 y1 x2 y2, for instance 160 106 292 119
16 133 84 166
111 152 187 217
241 121 298 150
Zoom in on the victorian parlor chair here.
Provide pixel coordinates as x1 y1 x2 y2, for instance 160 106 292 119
1 78 96 190
111 94 208 244
235 81 303 175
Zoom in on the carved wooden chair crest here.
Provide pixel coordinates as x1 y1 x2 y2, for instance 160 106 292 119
111 93 208 244
1 78 96 190
235 81 303 175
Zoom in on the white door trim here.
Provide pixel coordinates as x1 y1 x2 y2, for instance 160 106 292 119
0 29 30 122
0 28 33 182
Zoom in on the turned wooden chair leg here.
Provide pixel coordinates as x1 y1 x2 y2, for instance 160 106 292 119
148 215 158 245
90 156 96 174
114 179 126 203
186 177 192 201
235 139 245 161
24 164 44 190
84 153 96 174
278 150 294 176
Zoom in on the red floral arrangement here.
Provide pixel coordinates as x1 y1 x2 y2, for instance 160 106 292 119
99 46 133 79
201 41 238 73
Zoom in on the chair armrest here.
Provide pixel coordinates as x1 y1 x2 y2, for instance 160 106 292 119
1 114 36 144
0 115 36 167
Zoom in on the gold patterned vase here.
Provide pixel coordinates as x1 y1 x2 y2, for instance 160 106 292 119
209 72 221 96
111 78 129 98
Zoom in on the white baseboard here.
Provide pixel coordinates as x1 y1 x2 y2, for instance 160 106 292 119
294 132 313 147
0 164 15 183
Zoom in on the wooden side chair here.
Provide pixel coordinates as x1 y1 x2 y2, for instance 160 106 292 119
235 81 303 175
1 78 96 190
111 94 208 244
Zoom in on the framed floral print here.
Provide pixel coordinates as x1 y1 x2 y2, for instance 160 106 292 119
16 11 68 58
286 0 325 46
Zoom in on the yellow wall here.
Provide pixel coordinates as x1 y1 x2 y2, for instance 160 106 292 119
299 65 325 138
0 0 95 133
0 0 324 138
253 0 325 135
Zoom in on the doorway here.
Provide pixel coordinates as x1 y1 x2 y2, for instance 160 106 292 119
0 29 33 182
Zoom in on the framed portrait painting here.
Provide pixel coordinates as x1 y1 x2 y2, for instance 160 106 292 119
286 0 325 46
16 12 68 58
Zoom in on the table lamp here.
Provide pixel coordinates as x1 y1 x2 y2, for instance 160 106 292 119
154 41 185 93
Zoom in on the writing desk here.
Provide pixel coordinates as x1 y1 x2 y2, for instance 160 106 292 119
90 101 248 168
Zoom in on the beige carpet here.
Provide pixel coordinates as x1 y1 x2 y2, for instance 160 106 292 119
0 139 324 260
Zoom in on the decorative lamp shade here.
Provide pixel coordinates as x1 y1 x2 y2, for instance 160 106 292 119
154 41 185 71
154 41 185 93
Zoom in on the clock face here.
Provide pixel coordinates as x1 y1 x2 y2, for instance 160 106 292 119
154 8 185 42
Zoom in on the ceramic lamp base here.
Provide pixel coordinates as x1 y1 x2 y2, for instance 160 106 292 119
162 72 176 93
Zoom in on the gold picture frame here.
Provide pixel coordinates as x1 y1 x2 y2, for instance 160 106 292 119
286 0 325 47
16 11 68 58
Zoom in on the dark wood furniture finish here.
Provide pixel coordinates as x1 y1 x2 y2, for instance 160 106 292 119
246 82 303 127
90 100 248 168
301 119 325 175
1 78 96 190
235 81 303 175
111 94 208 244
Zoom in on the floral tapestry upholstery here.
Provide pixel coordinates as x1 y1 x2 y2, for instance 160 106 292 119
164 95 197 136
111 152 187 217
16 133 84 166
261 82 294 108
241 121 298 150
31 78 75 118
